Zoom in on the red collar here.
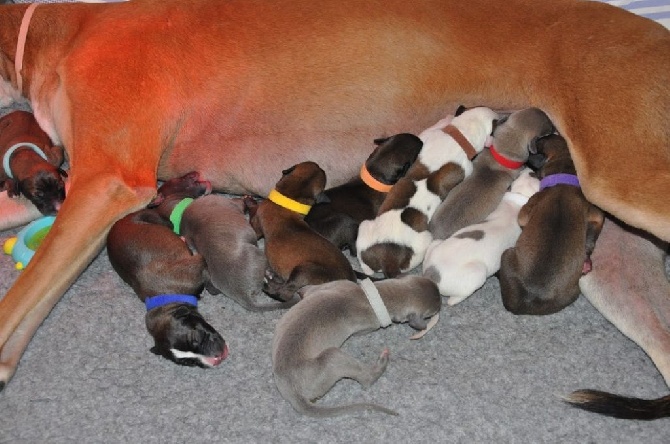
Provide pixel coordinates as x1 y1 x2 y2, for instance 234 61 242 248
489 145 525 169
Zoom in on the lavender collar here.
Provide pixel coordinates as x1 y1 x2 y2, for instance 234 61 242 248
145 294 198 311
539 173 580 191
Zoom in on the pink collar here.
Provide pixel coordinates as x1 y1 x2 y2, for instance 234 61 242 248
489 145 525 169
15 3 38 94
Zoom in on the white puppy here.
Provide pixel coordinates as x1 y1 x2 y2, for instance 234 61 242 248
356 106 499 277
422 168 539 305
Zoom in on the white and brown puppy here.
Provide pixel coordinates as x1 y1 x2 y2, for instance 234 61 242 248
178 194 296 311
429 107 554 240
305 133 423 254
106 172 228 368
498 134 606 315
423 168 540 305
0 110 67 215
356 106 500 277
250 161 357 302
272 275 442 418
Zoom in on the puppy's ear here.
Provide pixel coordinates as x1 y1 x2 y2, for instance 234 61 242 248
454 105 468 116
315 192 330 204
281 165 296 176
373 136 390 146
527 153 547 170
492 114 510 135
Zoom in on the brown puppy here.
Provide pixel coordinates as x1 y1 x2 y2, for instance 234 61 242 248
0 0 668 396
429 108 554 240
498 134 605 315
250 161 357 302
0 110 67 215
305 133 423 254
106 172 228 368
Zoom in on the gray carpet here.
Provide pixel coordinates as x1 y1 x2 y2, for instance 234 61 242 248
1 220 669 442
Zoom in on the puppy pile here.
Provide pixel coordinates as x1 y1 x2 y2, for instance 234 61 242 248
1 106 613 418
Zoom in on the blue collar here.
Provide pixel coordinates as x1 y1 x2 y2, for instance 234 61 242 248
145 294 198 311
539 173 580 191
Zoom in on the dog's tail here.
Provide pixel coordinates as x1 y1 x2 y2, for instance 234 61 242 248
563 389 670 420
292 395 399 418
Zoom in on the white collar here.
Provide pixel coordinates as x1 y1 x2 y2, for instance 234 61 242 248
360 278 392 328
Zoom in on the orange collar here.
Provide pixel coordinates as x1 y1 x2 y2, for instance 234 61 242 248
360 164 393 193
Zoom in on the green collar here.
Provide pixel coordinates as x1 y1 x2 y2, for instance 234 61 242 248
169 198 194 235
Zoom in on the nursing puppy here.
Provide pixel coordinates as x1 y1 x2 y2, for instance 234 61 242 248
357 106 499 277
429 107 554 240
0 0 669 401
179 194 296 311
305 133 423 254
272 275 442 417
0 110 67 215
249 161 357 302
423 168 540 305
498 134 605 315
106 172 228 368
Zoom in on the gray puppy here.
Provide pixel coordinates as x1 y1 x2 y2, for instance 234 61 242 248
272 275 442 418
179 194 297 311
429 107 554 240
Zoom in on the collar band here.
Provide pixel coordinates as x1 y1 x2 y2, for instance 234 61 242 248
267 189 311 215
360 278 392 328
539 173 580 191
3 142 48 178
360 164 393 193
169 198 194 235
145 294 198 311
15 3 38 94
489 145 525 169
442 125 478 160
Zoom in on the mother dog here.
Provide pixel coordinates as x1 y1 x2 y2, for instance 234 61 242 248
0 0 668 416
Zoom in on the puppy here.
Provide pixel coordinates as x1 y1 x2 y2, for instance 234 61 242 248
106 172 228 368
498 134 605 315
423 168 540 305
429 107 554 240
178 194 296 311
0 110 67 215
356 106 500 277
272 275 442 417
249 161 357 302
305 133 423 254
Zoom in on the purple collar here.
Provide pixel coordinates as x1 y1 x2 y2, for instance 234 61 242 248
539 173 580 191
145 294 198 311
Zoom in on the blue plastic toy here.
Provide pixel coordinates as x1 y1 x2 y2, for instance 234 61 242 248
3 216 56 270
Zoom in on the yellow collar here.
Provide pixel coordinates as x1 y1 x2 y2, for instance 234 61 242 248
360 164 393 193
267 189 312 215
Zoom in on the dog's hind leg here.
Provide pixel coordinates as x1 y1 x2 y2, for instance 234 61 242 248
0 172 157 388
567 216 670 419
580 217 670 384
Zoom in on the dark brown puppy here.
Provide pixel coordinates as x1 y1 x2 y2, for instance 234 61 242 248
305 133 423 254
106 172 228 368
250 161 358 302
498 134 605 315
0 110 67 215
